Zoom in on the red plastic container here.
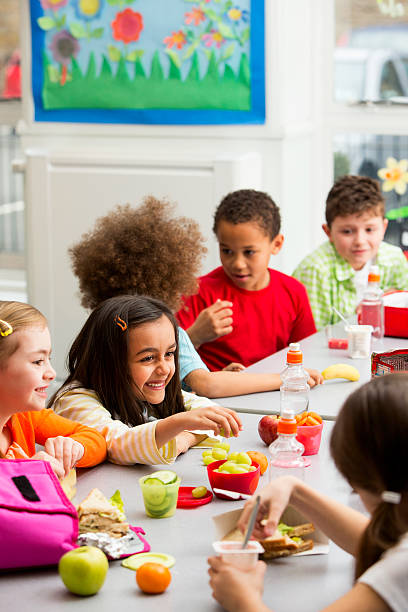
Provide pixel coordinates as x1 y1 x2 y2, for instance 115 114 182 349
296 423 323 456
383 291 408 338
207 460 260 500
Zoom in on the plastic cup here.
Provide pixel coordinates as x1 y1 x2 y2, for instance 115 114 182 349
347 324 373 359
325 323 348 350
296 422 323 455
212 540 264 569
139 474 181 518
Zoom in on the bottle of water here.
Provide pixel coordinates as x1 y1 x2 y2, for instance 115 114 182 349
269 407 305 481
280 343 309 416
360 265 384 340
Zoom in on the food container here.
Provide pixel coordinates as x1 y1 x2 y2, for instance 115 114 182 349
212 540 264 569
207 460 260 500
383 291 408 338
139 474 181 518
296 423 323 456
347 324 373 359
325 322 348 350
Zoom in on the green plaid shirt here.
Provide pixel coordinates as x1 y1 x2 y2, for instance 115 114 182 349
293 241 408 330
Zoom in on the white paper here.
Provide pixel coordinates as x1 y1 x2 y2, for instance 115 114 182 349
212 506 329 556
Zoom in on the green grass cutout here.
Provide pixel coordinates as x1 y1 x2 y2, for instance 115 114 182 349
42 51 251 111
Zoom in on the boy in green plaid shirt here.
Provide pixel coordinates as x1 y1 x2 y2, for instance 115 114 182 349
293 175 408 330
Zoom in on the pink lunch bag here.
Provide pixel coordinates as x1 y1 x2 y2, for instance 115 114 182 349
0 458 78 570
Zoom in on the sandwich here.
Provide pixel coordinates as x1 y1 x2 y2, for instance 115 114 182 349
60 468 77 501
222 521 314 559
77 488 129 538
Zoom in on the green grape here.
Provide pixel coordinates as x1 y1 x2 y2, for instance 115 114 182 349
212 448 228 460
203 456 217 466
202 449 213 459
236 452 252 465
192 486 208 499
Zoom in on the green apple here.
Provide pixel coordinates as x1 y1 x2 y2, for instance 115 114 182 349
58 546 108 596
236 452 252 465
212 448 228 460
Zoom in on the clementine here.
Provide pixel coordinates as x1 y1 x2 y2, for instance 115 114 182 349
247 451 268 475
136 562 171 594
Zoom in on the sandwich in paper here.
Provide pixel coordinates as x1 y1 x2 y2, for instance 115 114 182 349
77 488 129 538
222 521 314 559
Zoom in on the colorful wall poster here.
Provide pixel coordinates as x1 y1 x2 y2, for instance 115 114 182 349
30 0 265 124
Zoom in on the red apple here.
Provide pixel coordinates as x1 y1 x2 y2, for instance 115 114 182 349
258 415 279 445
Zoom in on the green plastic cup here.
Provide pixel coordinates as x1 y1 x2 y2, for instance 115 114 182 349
139 471 181 518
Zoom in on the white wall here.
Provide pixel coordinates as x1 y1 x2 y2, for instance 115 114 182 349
18 0 328 378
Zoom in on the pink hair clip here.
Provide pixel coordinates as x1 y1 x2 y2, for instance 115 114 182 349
114 315 127 331
0 319 13 337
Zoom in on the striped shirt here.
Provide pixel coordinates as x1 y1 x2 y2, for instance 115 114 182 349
52 387 219 466
293 241 408 330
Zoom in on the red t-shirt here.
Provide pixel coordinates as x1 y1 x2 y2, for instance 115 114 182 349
176 267 316 371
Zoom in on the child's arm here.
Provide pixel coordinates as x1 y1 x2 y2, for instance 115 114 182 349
32 409 107 469
185 368 323 398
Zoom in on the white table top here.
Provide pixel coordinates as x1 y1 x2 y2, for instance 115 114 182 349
1 413 358 612
214 330 408 419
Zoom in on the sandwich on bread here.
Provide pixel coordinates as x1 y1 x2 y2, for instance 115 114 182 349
77 488 129 538
222 521 314 559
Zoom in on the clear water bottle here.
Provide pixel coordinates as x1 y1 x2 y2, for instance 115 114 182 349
360 265 384 340
280 343 309 416
269 407 305 481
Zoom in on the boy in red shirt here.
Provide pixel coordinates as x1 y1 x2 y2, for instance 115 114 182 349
176 189 317 371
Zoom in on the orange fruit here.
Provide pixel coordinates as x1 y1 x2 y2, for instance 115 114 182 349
136 562 171 594
247 451 268 475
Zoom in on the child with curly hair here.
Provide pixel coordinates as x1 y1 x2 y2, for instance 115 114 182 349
51 295 242 465
69 196 322 397
0 301 106 478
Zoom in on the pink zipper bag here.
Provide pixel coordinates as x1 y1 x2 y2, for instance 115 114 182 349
0 458 78 570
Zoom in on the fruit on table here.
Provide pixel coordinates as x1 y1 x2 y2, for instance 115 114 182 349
296 411 323 426
212 448 228 460
58 546 108 596
136 562 172 594
236 452 252 465
192 486 208 498
203 455 217 466
321 364 360 382
247 451 268 475
258 415 279 445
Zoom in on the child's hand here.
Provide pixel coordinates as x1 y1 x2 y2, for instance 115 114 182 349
305 368 324 388
44 437 85 477
188 300 233 346
208 556 266 612
31 451 65 480
223 362 245 372
182 406 242 438
175 432 206 455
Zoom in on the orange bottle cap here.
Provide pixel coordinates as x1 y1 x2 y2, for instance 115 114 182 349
287 349 303 364
277 417 297 434
368 273 380 282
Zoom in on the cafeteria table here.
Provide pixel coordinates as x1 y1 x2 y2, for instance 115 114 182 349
2 412 359 612
213 329 408 419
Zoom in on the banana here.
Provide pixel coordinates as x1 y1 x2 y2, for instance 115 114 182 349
321 363 360 382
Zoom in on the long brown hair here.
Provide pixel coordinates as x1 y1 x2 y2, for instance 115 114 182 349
330 373 408 578
0 301 47 366
49 295 185 426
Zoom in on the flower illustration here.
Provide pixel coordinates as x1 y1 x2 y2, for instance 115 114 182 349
163 30 187 50
378 157 408 195
40 0 69 10
74 0 103 21
50 30 80 65
202 30 225 48
226 7 249 23
111 9 143 44
185 7 206 26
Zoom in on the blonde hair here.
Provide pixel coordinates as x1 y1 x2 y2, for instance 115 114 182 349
0 301 47 364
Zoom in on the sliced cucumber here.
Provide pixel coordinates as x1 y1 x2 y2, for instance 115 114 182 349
150 470 178 485
142 478 166 506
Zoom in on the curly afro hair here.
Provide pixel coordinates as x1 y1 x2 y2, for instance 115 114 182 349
325 175 385 227
70 196 207 312
213 189 281 240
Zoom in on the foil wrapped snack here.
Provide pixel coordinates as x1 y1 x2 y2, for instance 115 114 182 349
77 530 146 559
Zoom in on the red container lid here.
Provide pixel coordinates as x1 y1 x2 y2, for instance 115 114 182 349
177 486 213 508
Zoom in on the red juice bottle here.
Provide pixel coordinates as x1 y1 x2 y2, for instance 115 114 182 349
360 265 384 339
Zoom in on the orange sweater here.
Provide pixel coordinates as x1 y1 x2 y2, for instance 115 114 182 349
5 409 106 467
